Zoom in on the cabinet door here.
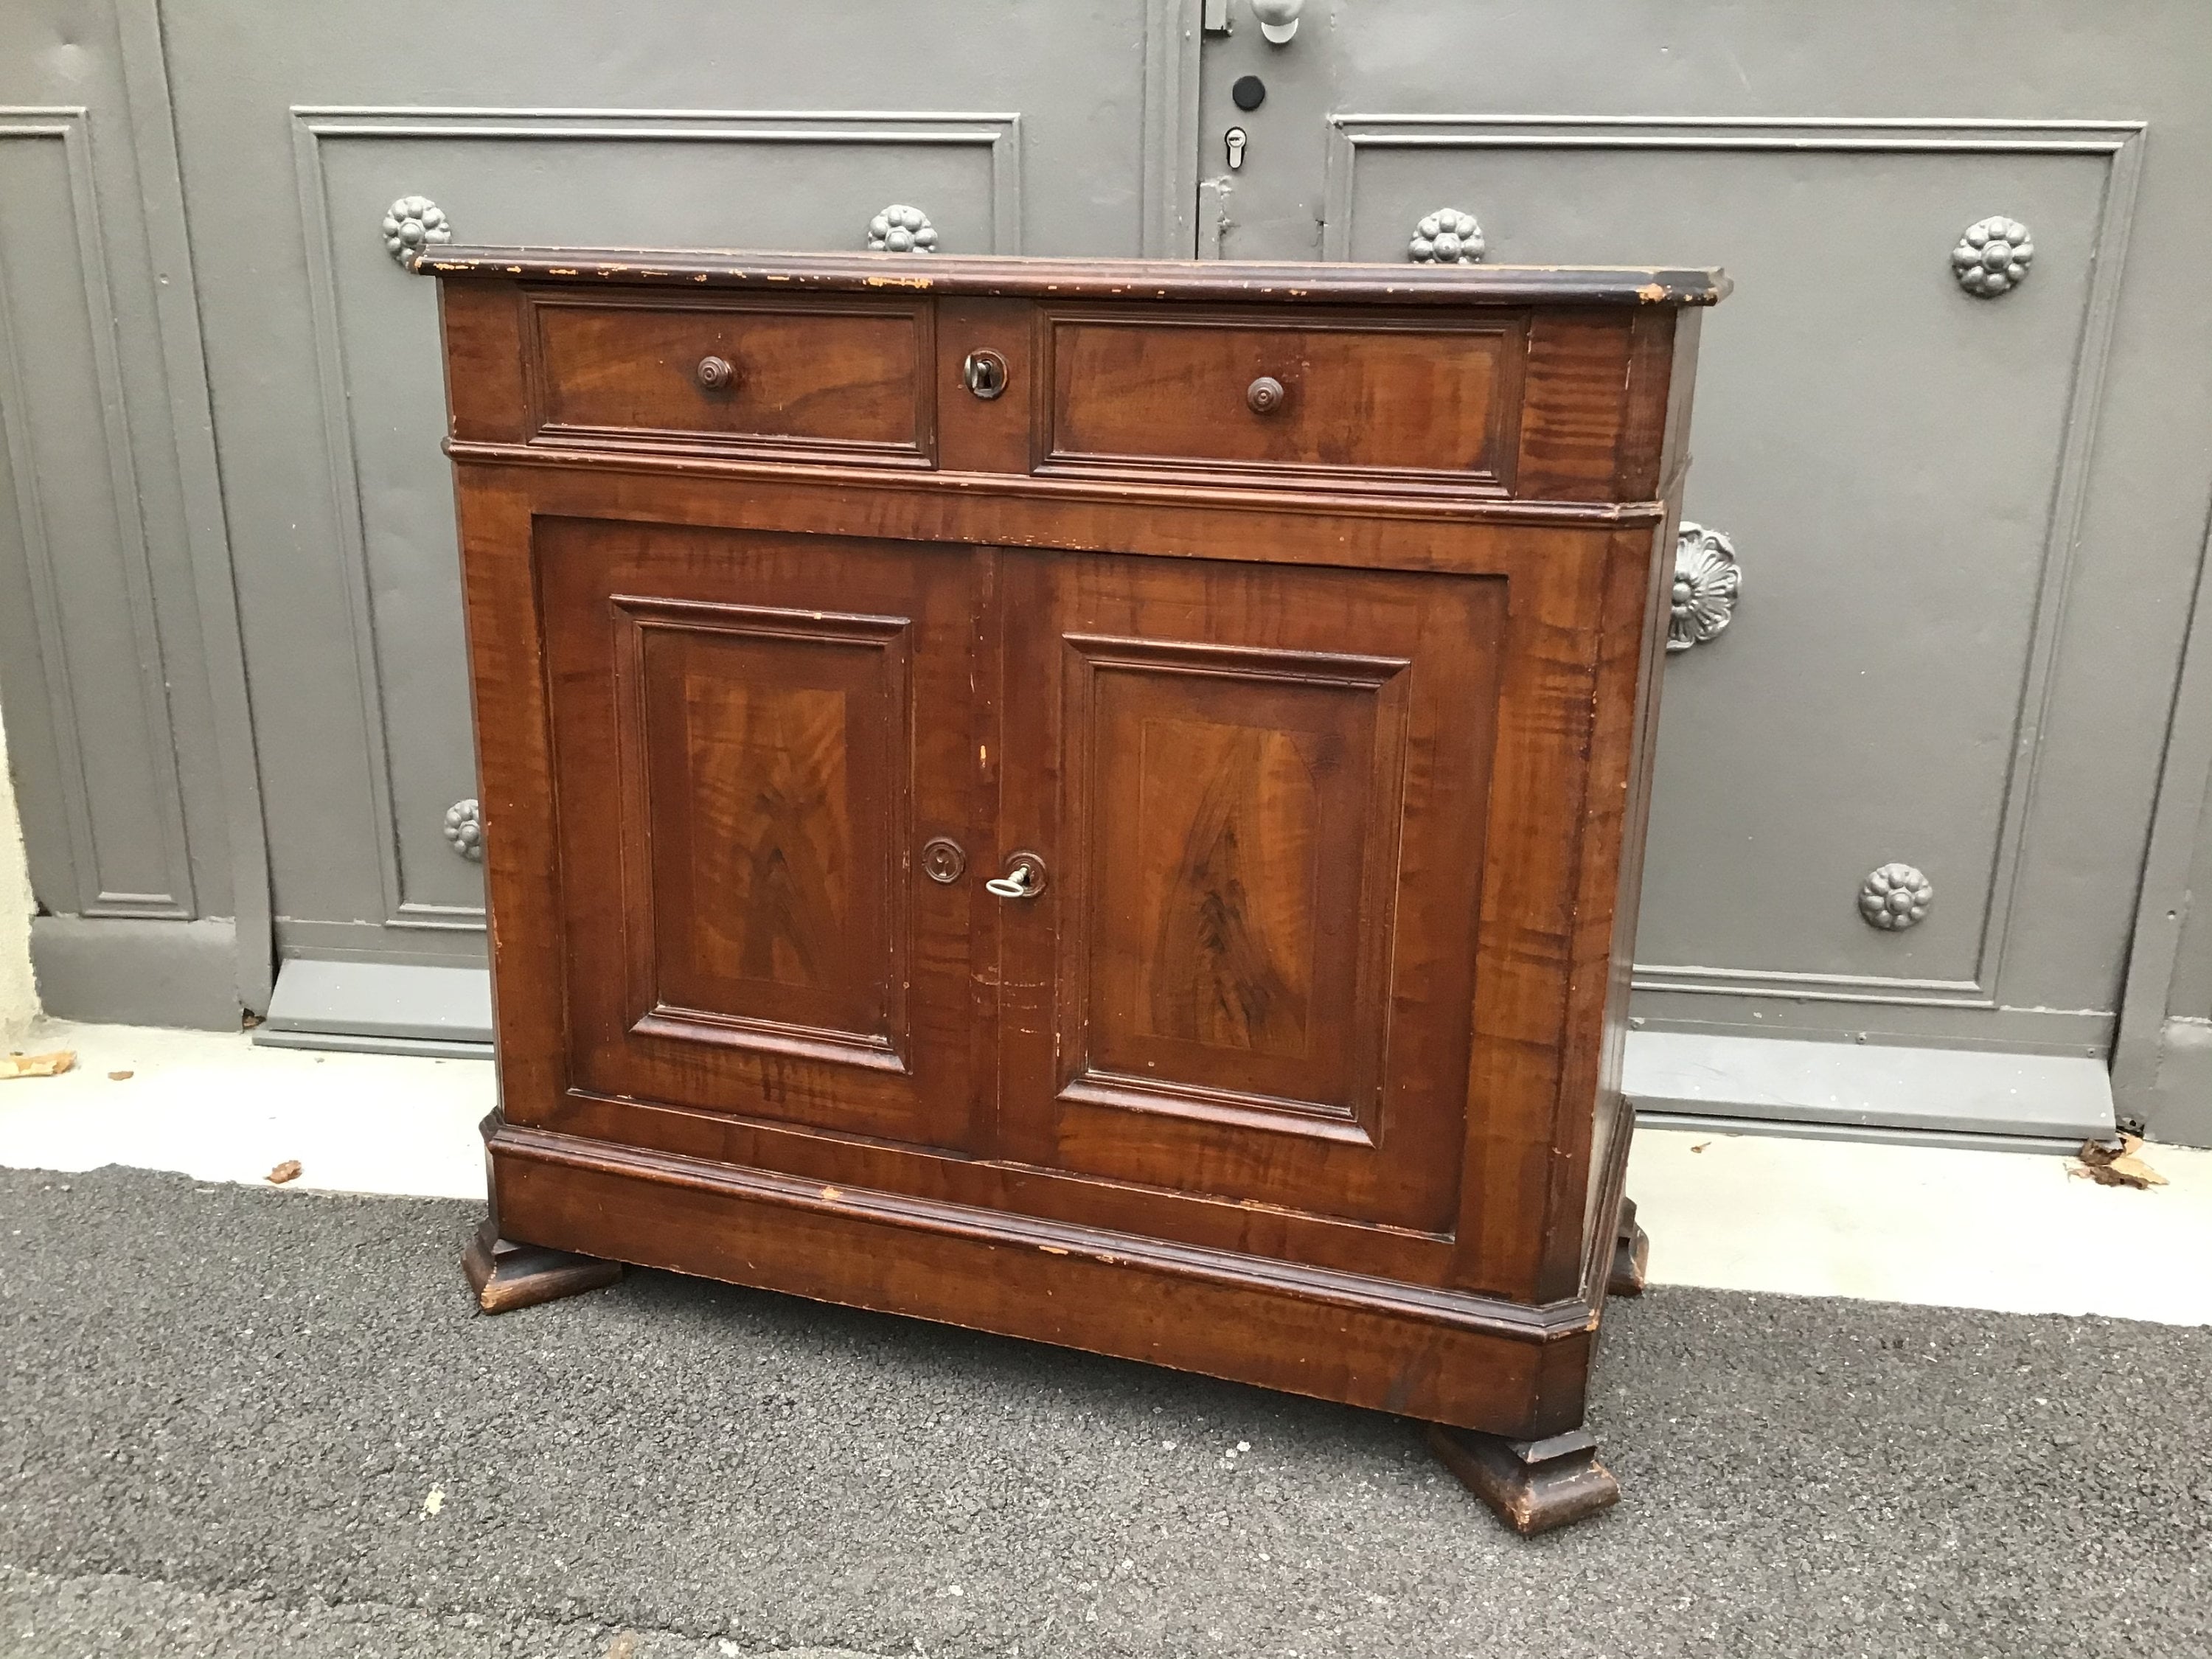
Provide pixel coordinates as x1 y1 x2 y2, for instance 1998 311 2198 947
993 550 1505 1234
537 518 984 1151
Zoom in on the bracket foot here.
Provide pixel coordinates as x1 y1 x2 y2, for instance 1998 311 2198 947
462 1216 622 1315
1427 1424 1621 1534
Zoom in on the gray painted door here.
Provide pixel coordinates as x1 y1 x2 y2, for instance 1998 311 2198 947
0 1 266 1028
153 0 1197 1048
1194 1 2212 1135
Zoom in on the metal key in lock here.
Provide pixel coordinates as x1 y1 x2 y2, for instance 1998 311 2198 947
1225 127 1247 171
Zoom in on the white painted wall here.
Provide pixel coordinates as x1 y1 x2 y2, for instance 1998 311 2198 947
0 706 40 1043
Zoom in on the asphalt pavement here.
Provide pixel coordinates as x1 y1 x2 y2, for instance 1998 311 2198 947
1 1165 2205 1658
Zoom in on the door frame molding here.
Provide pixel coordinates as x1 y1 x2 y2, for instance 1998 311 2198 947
122 1 275 1009
1142 0 1203 257
2113 501 2212 1135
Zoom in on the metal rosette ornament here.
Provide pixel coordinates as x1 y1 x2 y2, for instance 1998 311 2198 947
868 205 939 254
1667 522 1742 653
383 195 452 269
1408 209 1484 265
1859 863 1933 931
1951 217 2033 297
442 798 484 863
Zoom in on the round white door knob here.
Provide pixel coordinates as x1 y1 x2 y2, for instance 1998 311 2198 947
1251 0 1303 44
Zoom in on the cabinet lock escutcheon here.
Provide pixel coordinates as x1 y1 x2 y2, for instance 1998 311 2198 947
985 852 1047 900
962 348 1009 400
921 837 967 884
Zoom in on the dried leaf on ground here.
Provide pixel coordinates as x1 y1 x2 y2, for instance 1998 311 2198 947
1690 1141 1713 1153
0 1051 75 1080
2070 1133 2168 1189
106 1069 133 1082
265 1159 303 1185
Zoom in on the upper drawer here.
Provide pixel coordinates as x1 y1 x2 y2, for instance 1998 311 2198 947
525 295 934 466
1041 308 1522 493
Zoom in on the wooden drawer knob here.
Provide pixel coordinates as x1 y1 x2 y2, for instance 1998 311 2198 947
695 355 736 391
1246 375 1287 414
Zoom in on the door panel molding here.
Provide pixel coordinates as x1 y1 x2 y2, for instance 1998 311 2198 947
1326 115 2144 1009
1141 0 1203 257
288 105 1022 933
114 0 276 1007
0 108 195 918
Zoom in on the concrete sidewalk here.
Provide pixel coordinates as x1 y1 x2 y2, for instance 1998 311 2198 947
2 1017 2209 1324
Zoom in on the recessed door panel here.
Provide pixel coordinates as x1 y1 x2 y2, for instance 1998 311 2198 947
996 551 1506 1233
538 517 981 1150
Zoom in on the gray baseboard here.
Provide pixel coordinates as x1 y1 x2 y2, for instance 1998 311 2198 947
2141 1017 2212 1146
244 958 2128 1145
1624 1030 2115 1141
30 916 244 1031
1636 1111 2086 1157
257 958 493 1058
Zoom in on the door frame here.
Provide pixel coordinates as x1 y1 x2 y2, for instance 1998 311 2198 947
2113 508 2212 1141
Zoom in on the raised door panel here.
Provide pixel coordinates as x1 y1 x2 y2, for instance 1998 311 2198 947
996 551 1506 1234
539 518 982 1150
618 597 911 1069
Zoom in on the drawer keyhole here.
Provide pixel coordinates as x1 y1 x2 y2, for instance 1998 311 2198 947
963 349 1010 401
1246 375 1287 415
695 355 737 392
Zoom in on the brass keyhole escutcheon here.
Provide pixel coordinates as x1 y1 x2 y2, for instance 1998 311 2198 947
695 355 736 391
963 348 1009 400
1246 375 1287 414
920 836 967 885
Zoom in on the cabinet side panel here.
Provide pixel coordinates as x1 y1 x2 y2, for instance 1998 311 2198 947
453 468 566 1113
1451 536 1615 1298
1551 520 1677 1300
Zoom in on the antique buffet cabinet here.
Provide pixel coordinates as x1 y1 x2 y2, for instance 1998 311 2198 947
430 246 1722 1532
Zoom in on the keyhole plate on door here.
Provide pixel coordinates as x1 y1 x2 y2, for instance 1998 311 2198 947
1226 127 1248 170
986 850 1048 899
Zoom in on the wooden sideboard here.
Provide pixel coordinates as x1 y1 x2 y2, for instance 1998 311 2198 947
429 249 1724 1534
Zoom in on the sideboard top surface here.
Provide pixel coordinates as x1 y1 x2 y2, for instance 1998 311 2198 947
422 246 1731 308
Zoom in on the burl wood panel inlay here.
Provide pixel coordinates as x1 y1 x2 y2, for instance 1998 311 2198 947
1074 636 1406 1127
619 597 909 1069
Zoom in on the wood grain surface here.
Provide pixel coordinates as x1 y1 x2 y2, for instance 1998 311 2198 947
440 250 1714 1445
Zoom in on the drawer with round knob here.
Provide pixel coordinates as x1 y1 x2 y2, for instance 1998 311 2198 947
524 293 935 466
1039 307 1523 493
